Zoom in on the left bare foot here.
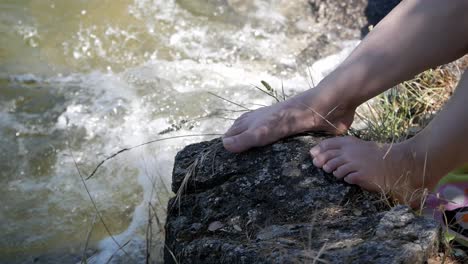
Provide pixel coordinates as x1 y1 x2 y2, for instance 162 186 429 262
309 136 433 207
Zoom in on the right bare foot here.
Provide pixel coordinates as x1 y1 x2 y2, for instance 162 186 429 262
310 136 431 208
222 88 356 153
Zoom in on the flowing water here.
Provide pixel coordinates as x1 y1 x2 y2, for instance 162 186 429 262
0 1 357 263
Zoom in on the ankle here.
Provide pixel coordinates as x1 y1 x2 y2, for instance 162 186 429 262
393 138 437 191
315 72 362 111
382 141 427 206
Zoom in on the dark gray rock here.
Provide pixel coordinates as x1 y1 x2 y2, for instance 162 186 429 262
165 135 439 263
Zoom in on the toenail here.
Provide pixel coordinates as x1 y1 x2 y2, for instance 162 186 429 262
323 164 329 171
223 137 234 145
313 158 319 166
310 148 319 157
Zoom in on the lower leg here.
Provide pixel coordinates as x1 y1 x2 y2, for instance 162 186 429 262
223 0 468 153
406 71 468 188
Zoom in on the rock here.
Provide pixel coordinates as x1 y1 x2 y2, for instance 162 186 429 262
307 0 401 34
296 0 401 69
295 34 342 71
165 135 440 263
308 0 368 32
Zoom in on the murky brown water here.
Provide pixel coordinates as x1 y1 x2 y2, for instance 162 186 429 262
0 1 356 263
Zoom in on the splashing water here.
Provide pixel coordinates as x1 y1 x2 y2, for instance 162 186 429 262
0 0 357 263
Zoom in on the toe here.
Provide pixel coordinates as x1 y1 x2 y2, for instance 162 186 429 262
312 149 340 168
344 172 361 185
237 111 251 120
224 121 248 137
223 129 261 153
310 137 350 157
333 163 356 179
322 157 346 173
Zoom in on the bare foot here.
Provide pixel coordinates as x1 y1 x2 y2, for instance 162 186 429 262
310 136 436 207
223 89 355 153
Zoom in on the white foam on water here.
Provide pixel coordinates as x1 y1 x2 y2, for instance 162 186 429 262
1 0 361 263
5 47 357 264
84 48 359 263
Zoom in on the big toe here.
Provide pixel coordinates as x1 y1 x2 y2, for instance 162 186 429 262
224 121 248 137
312 149 340 168
310 137 345 157
223 130 260 153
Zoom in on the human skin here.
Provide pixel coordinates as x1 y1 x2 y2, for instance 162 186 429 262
223 0 468 153
223 0 468 205
311 71 468 205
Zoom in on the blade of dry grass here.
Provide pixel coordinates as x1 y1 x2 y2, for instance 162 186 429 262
281 79 286 101
69 148 136 262
105 239 132 264
296 101 338 131
146 203 153 264
251 83 281 102
165 243 179 264
312 243 329 264
207 91 251 111
81 213 98 264
307 66 316 89
86 133 222 180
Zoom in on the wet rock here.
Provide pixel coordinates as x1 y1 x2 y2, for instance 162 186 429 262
165 135 440 263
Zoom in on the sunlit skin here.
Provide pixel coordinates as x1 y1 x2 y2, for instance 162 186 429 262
223 0 468 206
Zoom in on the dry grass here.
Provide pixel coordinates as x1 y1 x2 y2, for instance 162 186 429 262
82 56 466 263
72 134 222 263
354 57 468 263
205 58 468 263
354 63 461 143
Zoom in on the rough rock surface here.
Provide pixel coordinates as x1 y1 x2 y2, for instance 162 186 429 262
307 0 401 32
165 135 439 263
297 0 401 68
